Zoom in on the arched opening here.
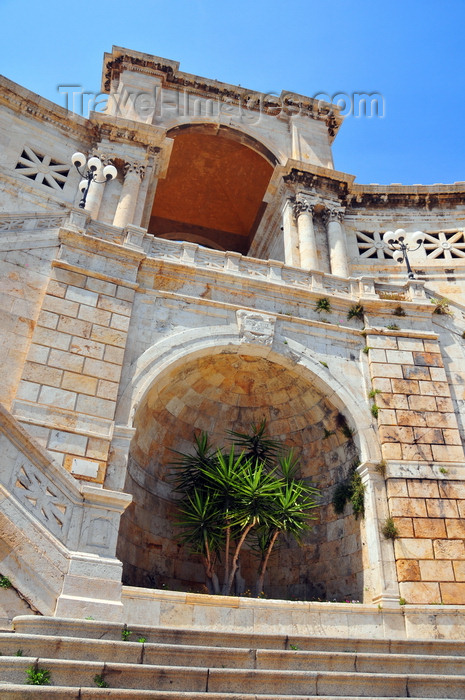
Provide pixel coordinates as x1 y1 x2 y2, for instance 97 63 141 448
117 350 365 601
148 125 275 253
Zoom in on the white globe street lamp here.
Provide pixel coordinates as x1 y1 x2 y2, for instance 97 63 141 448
71 152 117 209
383 228 425 279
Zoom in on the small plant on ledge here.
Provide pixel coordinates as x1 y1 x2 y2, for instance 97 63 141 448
0 575 11 588
362 345 371 354
26 664 51 686
392 306 406 317
315 297 331 313
332 459 365 519
94 674 109 688
347 303 364 321
431 297 453 316
386 323 400 331
368 388 381 399
381 517 399 540
370 404 379 418
121 624 132 641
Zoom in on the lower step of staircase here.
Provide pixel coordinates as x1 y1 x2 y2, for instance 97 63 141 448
0 691 458 700
1 657 464 698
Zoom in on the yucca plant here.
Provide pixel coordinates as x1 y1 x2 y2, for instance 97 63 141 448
172 423 320 597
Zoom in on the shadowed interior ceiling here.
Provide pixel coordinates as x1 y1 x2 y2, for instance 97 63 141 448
149 130 274 253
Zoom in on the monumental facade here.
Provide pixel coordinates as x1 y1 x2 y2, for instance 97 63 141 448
1 46 465 622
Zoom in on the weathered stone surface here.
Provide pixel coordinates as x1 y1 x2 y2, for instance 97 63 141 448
1 45 465 618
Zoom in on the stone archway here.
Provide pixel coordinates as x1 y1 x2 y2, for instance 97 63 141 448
117 349 367 601
148 125 274 253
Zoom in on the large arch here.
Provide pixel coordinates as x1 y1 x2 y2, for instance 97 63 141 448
114 330 389 602
148 124 275 254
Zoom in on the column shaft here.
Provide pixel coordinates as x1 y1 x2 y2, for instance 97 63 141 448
297 209 318 270
113 163 144 229
325 207 349 277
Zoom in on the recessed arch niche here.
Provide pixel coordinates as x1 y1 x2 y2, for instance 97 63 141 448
148 125 275 253
117 350 365 601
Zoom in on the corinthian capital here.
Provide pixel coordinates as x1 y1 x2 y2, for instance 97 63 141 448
123 161 146 180
323 205 345 224
292 193 318 219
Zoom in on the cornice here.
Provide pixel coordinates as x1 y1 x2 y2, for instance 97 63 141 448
89 112 166 151
346 185 465 209
283 162 355 200
0 76 95 143
282 163 465 210
101 46 343 138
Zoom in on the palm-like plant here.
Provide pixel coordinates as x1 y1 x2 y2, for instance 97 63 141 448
172 423 320 598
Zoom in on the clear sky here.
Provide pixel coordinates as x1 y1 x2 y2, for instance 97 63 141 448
1 0 463 186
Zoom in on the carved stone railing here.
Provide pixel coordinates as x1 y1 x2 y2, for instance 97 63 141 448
0 403 131 557
0 212 67 233
148 238 430 303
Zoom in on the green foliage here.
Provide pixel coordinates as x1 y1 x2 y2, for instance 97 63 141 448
362 345 371 354
392 305 406 317
350 472 365 518
399 597 407 606
289 643 301 650
347 304 364 321
15 649 23 656
319 360 328 368
0 575 11 588
26 665 51 685
375 460 386 478
336 412 354 440
137 637 147 643
121 625 132 642
332 462 365 519
381 517 399 540
386 323 399 330
439 467 449 475
322 428 335 440
172 422 320 597
341 424 354 439
431 297 452 316
368 388 381 399
315 297 331 313
94 674 108 688
370 404 379 418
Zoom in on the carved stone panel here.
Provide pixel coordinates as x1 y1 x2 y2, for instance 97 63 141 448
236 310 276 345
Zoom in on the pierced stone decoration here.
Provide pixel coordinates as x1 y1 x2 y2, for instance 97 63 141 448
13 461 69 540
237 310 276 345
356 230 394 259
15 146 70 190
423 230 465 259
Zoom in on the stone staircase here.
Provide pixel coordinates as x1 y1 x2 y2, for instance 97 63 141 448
1 616 465 698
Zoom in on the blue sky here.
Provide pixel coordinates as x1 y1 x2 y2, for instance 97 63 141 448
1 0 463 186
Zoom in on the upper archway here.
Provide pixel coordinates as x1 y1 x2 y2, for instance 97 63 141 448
148 125 274 253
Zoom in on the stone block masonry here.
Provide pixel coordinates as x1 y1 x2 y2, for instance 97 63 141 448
12 260 136 484
368 332 464 464
368 331 465 603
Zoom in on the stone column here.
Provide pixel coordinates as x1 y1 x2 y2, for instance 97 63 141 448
293 194 319 271
85 156 115 221
324 205 349 278
281 199 299 266
113 161 145 229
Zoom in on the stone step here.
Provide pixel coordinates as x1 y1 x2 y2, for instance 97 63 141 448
1 634 465 676
0 657 464 698
0 689 450 700
12 616 465 657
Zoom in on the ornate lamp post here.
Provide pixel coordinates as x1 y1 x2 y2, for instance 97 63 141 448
71 153 117 209
383 228 425 279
